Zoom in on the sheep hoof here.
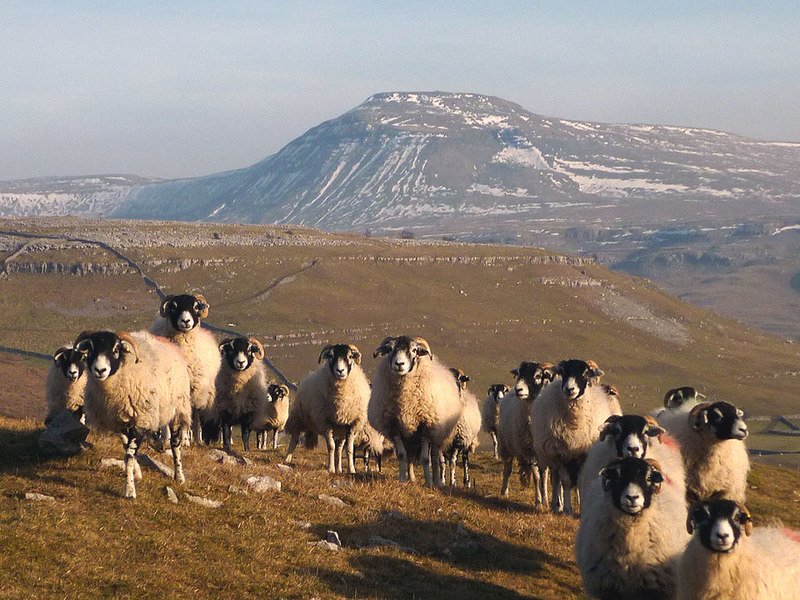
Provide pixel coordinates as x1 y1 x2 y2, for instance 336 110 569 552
123 486 137 499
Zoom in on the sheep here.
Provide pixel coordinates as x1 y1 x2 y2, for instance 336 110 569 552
75 330 192 499
255 383 290 450
481 383 509 459
440 368 481 487
214 336 272 452
352 421 391 473
657 401 750 505
678 499 800 600
651 386 706 419
575 457 690 600
579 414 686 506
150 293 221 443
45 345 87 423
531 358 622 514
284 343 371 474
367 335 464 487
496 362 553 504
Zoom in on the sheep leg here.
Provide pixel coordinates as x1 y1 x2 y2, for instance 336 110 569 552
222 422 233 452
407 462 415 482
122 431 140 499
345 428 356 474
325 430 336 474
447 452 457 486
420 438 434 487
394 436 408 482
540 465 551 509
551 470 564 514
501 458 513 496
334 436 345 474
491 432 499 460
376 452 382 473
256 430 264 450
241 422 251 452
284 434 300 464
191 408 201 446
462 449 471 487
363 448 371 473
532 462 542 507
272 429 279 450
170 425 186 485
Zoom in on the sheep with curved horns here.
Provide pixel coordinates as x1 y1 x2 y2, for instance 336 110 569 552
657 401 750 505
575 456 689 600
75 330 191 499
497 361 553 504
651 386 706 420
255 383 290 450
678 499 800 600
579 414 686 507
45 345 88 423
481 383 509 459
284 343 371 474
368 335 463 487
150 293 221 443
214 336 272 452
440 368 481 487
531 358 622 514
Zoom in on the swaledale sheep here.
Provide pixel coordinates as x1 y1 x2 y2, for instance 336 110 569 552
45 345 87 422
579 414 686 505
657 401 750 504
575 457 689 600
368 336 463 487
215 337 272 452
678 499 800 600
150 293 220 442
353 421 391 473
481 383 509 459
651 386 706 419
285 343 371 474
531 359 622 514
497 362 553 503
76 330 191 499
441 368 481 487
255 383 290 450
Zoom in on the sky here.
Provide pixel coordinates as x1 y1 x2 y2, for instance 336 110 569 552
2 1 799 181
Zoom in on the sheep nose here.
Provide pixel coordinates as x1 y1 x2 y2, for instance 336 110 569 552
394 360 406 369
336 368 347 377
716 532 730 543
234 359 247 369
627 445 641 456
94 366 109 378
625 493 640 504
179 317 192 327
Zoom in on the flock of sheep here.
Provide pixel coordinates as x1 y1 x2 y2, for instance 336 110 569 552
44 292 800 600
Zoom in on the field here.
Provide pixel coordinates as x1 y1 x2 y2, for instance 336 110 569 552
1 216 799 599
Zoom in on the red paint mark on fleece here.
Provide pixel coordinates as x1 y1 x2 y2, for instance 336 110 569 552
782 528 800 546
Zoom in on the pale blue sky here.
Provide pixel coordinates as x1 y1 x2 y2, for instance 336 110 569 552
2 1 798 180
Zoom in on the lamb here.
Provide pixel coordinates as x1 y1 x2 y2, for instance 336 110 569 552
678 499 800 600
75 330 191 499
496 361 553 504
481 383 509 459
531 358 622 514
214 336 272 452
150 293 221 442
284 343 371 474
255 383 290 450
579 414 686 505
440 368 481 487
352 421 390 473
657 401 750 504
45 345 88 422
367 335 464 486
575 457 690 600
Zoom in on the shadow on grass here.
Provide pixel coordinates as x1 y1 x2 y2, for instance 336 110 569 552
313 512 567 576
444 485 544 514
0 425 44 471
315 554 554 600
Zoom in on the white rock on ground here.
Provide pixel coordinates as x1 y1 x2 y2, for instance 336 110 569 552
318 494 347 507
185 494 223 508
164 486 179 504
100 458 125 470
137 453 174 478
245 475 281 493
24 492 55 502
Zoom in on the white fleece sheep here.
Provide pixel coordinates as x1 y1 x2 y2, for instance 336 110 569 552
651 386 706 420
531 359 622 514
45 345 87 422
678 499 800 600
367 336 464 487
481 384 509 459
284 343 371 474
77 330 192 499
255 383 290 450
657 401 750 504
214 336 272 452
352 421 390 473
575 457 690 600
440 369 481 487
150 293 221 442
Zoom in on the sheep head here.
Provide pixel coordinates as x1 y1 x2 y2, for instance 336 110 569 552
320 343 362 380
159 293 209 331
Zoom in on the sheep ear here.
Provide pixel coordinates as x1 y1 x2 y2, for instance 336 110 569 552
348 345 362 365
690 403 710 430
686 513 696 535
116 331 140 364
645 459 664 494
248 338 264 360
193 294 210 319
219 338 235 353
643 415 666 442
735 502 753 536
510 368 520 378
159 295 176 317
600 462 620 491
53 346 71 363
541 363 554 382
413 338 432 359
319 345 335 363
599 416 621 441
373 337 395 358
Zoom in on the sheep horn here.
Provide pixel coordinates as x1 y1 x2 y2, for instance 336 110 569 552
318 344 334 364
248 338 264 360
348 344 362 365
413 337 432 359
159 295 176 318
53 346 72 362
689 403 711 431
278 384 289 397
643 415 665 443
115 331 140 364
644 459 664 494
219 338 236 351
194 293 210 319
373 337 395 358
735 502 753 536
599 415 621 441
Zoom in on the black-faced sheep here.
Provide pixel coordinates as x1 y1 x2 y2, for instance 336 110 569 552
367 336 463 487
214 336 271 452
575 457 689 600
441 368 481 487
150 293 221 442
255 383 290 450
657 401 750 504
76 330 192 499
497 362 553 504
481 383 509 459
651 386 706 420
678 499 800 600
284 343 371 474
531 359 622 514
45 345 87 422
